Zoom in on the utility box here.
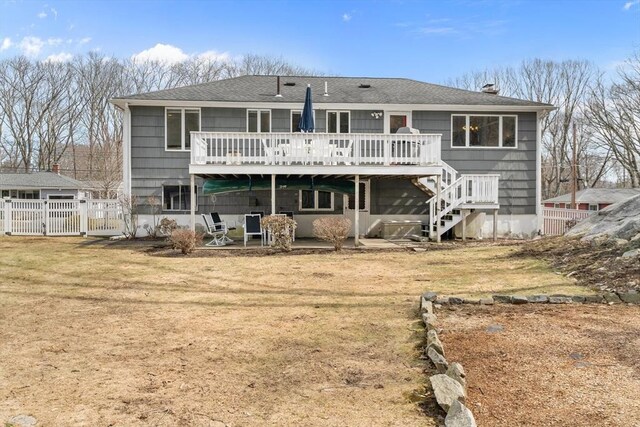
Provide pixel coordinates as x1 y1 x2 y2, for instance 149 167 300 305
381 220 422 239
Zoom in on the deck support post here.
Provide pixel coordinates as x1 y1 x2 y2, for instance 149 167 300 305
354 174 360 247
461 209 468 241
190 174 196 232
493 209 498 241
436 174 442 243
271 174 276 215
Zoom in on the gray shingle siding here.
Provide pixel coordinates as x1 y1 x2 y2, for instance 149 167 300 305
129 106 538 216
413 111 537 215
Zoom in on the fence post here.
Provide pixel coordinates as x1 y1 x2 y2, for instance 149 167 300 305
43 200 48 236
79 199 88 237
4 200 11 235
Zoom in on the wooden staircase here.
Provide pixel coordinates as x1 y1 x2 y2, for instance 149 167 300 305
412 161 500 241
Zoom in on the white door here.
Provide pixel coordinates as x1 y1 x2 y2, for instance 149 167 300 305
343 180 370 237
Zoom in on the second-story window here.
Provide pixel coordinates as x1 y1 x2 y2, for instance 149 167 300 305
451 114 517 148
166 108 200 151
248 110 271 132
327 111 350 133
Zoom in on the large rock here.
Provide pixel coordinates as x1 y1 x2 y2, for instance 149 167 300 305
427 346 449 373
421 300 434 314
445 400 477 427
566 195 640 242
430 374 466 412
619 291 640 303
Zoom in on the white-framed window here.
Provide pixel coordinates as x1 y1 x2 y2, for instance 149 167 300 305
451 114 517 148
162 185 198 211
291 110 316 132
327 111 350 133
299 190 334 211
247 109 271 132
553 203 561 209
165 108 201 151
47 194 75 200
588 204 599 211
1 189 40 199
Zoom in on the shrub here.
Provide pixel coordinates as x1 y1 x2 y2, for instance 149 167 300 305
313 216 352 251
158 217 178 237
169 229 203 254
261 215 297 252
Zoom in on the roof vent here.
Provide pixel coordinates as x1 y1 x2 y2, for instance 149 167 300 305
358 83 371 89
481 83 499 95
284 82 296 86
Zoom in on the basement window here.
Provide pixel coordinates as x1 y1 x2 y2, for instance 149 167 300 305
299 190 334 211
163 185 197 211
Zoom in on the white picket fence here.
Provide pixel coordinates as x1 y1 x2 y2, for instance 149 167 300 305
0 199 123 237
542 207 594 236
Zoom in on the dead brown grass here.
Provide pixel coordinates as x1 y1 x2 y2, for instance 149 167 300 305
439 304 640 427
0 237 587 426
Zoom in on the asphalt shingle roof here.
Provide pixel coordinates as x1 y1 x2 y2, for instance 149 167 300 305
0 172 88 190
544 188 640 204
114 75 552 108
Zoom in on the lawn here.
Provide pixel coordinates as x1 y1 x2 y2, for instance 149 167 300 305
0 237 587 426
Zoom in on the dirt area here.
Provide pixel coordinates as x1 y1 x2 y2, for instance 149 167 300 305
438 304 640 427
0 237 587 426
516 237 640 293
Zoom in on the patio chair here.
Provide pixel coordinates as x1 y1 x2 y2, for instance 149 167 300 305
333 139 353 165
244 213 264 247
202 214 227 247
210 212 234 244
261 139 283 165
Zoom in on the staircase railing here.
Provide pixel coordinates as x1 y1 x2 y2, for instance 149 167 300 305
426 174 500 238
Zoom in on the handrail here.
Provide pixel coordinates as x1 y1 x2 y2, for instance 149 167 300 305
190 131 442 167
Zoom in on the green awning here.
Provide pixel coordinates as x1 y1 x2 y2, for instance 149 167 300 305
203 177 355 195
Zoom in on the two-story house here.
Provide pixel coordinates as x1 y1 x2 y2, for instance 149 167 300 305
111 76 553 243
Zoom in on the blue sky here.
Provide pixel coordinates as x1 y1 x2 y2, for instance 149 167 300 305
1 0 638 83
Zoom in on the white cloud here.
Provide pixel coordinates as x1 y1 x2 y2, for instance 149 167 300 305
1 37 12 51
19 36 44 56
623 0 639 10
131 43 190 64
37 11 47 19
47 37 63 46
419 26 457 35
197 50 230 62
45 52 73 63
342 13 351 22
51 7 58 19
78 37 92 45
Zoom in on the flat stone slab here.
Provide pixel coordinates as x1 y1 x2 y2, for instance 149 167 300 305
486 324 504 333
422 312 438 330
479 297 494 305
604 293 622 303
446 362 467 389
449 297 464 305
428 346 449 373
512 295 528 304
549 296 572 304
445 400 477 427
527 295 549 303
492 295 512 303
427 329 445 356
7 415 37 427
619 291 640 303
430 374 466 412
423 291 438 302
421 300 434 314
584 294 604 303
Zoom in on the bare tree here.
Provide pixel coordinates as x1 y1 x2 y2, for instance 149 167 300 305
586 52 640 187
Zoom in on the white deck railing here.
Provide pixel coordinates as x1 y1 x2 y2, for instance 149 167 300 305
191 132 442 166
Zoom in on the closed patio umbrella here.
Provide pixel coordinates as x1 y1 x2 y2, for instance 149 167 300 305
298 84 314 133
